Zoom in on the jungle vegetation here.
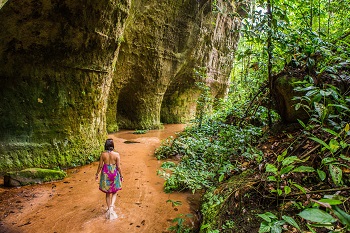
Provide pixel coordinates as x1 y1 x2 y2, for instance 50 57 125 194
156 0 350 232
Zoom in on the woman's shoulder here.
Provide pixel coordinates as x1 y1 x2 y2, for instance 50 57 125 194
111 151 120 156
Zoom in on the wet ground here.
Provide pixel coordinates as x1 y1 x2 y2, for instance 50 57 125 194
0 124 201 233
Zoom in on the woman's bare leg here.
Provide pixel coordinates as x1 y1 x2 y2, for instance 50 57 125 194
106 193 111 209
111 193 117 207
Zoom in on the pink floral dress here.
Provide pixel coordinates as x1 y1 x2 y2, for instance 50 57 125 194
99 163 122 193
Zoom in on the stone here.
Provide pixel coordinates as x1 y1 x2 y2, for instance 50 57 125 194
4 168 67 187
0 0 246 171
274 76 309 122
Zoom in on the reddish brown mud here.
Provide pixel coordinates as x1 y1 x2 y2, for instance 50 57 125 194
0 124 200 233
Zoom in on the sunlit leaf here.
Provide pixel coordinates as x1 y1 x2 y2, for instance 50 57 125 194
282 215 300 230
317 198 342 205
316 169 326 181
219 173 225 182
282 156 299 166
258 221 270 233
329 139 340 153
258 212 277 222
321 157 337 165
322 128 339 137
281 165 295 175
329 164 342 186
266 164 278 175
291 182 306 194
284 186 291 195
298 208 336 223
292 166 315 173
309 137 330 150
345 124 350 132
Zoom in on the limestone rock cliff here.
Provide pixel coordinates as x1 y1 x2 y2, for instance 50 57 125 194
0 0 246 171
108 0 246 130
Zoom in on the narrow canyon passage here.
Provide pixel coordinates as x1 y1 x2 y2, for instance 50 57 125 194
0 124 199 233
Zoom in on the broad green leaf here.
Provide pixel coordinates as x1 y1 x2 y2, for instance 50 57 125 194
292 183 306 194
281 165 295 175
267 176 277 181
219 174 225 182
329 164 342 186
333 206 350 227
257 212 276 222
317 198 342 205
266 164 278 175
340 155 350 161
282 215 300 230
284 186 291 195
292 166 315 173
317 169 326 181
314 102 326 118
298 208 336 223
321 157 337 165
282 156 299 166
320 90 332 96
322 128 339 137
328 104 350 111
277 150 287 162
258 221 270 233
264 212 278 219
277 189 282 196
271 223 282 233
309 137 330 150
297 119 306 128
329 139 340 153
340 141 348 149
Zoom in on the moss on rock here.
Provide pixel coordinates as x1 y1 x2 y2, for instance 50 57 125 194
274 76 309 122
4 168 67 187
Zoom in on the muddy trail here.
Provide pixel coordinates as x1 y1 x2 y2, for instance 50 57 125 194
0 124 200 233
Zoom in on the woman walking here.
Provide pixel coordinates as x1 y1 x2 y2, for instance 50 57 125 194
95 138 123 219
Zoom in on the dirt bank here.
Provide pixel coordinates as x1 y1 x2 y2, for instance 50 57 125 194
0 124 200 233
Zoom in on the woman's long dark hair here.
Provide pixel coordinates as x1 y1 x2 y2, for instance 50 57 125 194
104 139 114 151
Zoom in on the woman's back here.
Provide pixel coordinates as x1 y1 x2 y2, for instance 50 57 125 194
101 151 119 165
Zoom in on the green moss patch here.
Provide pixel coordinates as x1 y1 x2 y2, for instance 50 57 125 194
4 168 67 187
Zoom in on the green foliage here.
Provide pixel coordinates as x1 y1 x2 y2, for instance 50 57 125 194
296 194 350 232
157 122 264 193
133 129 149 134
257 212 289 233
293 83 350 129
166 199 182 207
168 214 194 233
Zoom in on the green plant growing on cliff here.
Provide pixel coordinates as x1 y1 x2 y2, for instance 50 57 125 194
193 67 215 129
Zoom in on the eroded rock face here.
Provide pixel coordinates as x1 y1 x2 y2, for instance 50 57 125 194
0 0 246 171
107 0 246 130
0 0 131 171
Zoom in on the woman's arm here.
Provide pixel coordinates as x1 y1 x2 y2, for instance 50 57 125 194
116 153 123 180
95 153 104 181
